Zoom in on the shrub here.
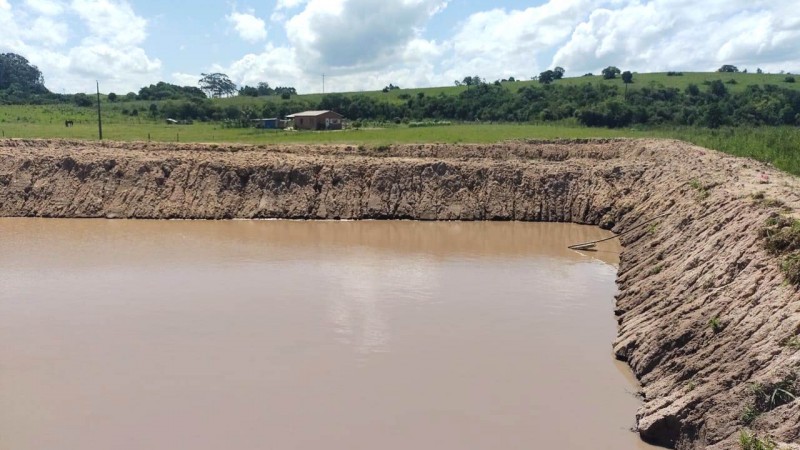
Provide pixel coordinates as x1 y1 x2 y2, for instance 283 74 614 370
783 253 800 284
708 317 724 333
740 405 759 425
760 216 800 254
785 76 796 83
73 93 93 107
739 430 776 450
667 71 684 76
408 121 452 128
750 375 798 412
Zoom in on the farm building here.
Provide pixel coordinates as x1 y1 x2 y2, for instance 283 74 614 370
286 110 344 130
251 118 280 129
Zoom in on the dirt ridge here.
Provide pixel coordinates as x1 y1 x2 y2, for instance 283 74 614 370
1 138 799 449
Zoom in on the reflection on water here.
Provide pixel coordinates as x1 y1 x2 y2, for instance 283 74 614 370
0 219 654 450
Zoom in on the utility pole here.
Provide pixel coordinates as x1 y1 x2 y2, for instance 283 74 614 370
96 81 103 140
322 73 325 94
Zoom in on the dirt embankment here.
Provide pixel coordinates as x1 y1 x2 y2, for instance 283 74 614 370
1 138 799 449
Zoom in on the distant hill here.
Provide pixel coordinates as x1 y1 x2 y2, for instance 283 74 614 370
219 71 800 108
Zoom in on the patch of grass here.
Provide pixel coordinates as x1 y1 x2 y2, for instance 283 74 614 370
649 264 664 276
752 191 766 200
4 103 800 175
760 216 800 255
647 126 800 176
739 430 777 450
750 373 799 412
647 223 659 234
708 316 725 333
740 405 760 425
782 253 800 285
689 178 711 200
784 335 800 350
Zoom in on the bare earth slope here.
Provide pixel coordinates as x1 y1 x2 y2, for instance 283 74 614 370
1 139 799 449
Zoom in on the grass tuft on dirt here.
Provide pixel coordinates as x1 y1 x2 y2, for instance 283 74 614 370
739 430 777 450
760 216 800 253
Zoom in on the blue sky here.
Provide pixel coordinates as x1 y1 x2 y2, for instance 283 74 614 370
1 0 798 94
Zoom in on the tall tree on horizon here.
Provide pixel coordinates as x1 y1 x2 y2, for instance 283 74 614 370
199 73 237 98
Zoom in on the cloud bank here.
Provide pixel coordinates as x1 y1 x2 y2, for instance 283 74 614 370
1 0 798 94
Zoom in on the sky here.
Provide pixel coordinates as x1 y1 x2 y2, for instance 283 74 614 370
1 0 799 95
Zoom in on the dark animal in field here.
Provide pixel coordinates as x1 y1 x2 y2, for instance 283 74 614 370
65 120 74 127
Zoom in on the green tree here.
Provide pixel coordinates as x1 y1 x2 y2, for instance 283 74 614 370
704 102 724 128
553 67 565 79
257 82 273 96
538 70 556 85
621 71 633 99
199 73 237 98
73 93 93 107
238 85 259 97
709 79 728 97
602 66 621 80
621 71 633 84
107 92 118 102
717 65 739 73
0 53 48 94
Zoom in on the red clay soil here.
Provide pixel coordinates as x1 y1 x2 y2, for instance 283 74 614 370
1 138 799 449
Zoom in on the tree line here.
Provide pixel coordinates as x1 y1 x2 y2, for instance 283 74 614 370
151 79 800 129
2 52 799 129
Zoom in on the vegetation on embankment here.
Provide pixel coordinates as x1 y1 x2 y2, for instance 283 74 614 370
762 216 800 285
2 115 799 176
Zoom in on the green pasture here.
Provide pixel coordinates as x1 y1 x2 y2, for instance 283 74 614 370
225 71 800 106
0 121 645 144
73 71 797 111
1 116 798 175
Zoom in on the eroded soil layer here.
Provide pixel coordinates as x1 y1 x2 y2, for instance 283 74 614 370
1 138 799 449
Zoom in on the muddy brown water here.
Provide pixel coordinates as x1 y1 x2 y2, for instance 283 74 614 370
0 219 656 450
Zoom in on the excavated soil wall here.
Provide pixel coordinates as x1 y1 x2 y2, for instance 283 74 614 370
1 138 799 449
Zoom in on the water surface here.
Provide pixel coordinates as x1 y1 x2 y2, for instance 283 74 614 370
0 219 652 450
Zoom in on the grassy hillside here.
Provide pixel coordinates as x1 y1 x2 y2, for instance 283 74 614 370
222 71 800 107
3 71 796 122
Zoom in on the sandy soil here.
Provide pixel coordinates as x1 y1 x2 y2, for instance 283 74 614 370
0 138 799 449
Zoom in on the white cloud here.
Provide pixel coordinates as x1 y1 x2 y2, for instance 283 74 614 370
70 0 146 46
284 0 447 71
4 0 800 96
276 0 306 10
62 0 161 92
0 0 161 93
439 0 598 83
552 0 800 74
24 0 64 15
226 11 267 43
223 44 304 89
171 72 200 87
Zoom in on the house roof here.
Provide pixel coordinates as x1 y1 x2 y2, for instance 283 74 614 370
286 110 343 118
